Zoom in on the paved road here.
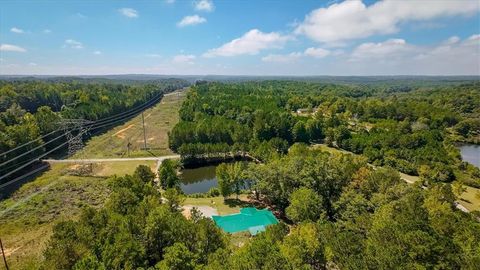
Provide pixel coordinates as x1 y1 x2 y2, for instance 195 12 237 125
43 155 180 164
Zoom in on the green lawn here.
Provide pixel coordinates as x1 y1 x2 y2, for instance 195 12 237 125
184 194 251 215
0 164 111 269
459 186 480 212
92 160 157 177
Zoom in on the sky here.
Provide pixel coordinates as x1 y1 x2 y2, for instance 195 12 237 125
0 0 479 76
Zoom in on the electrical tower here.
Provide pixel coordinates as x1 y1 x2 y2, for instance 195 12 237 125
60 118 93 157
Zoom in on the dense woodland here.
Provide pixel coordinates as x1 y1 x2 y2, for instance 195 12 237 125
43 146 480 269
169 81 480 187
7 79 480 269
0 79 188 185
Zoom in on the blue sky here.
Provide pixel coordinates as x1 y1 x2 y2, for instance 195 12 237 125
1 0 479 75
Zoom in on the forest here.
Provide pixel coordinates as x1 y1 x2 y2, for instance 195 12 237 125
5 79 480 269
42 145 480 269
0 78 189 187
169 81 480 187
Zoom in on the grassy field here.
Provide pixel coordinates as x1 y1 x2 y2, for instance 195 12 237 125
0 90 186 269
184 194 251 215
0 164 110 269
76 90 186 158
459 186 480 212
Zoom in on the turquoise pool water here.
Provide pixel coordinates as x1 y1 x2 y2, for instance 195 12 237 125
212 207 278 235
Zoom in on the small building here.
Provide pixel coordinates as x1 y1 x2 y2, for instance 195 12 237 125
212 207 279 236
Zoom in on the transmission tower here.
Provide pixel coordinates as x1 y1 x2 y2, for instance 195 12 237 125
60 119 93 157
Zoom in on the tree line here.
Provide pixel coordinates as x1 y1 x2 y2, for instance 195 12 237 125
0 79 189 186
169 81 480 186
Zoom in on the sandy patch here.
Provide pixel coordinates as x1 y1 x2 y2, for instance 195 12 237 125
112 124 135 139
182 205 218 219
4 246 21 257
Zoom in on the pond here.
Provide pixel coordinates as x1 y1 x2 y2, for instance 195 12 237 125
179 165 218 194
459 144 480 168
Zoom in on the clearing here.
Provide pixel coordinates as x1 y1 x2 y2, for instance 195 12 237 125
0 90 186 269
75 90 186 158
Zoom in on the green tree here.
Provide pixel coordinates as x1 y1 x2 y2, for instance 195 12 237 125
292 121 309 143
216 162 245 199
156 243 197 270
286 187 323 223
134 165 155 184
280 223 326 269
159 159 180 189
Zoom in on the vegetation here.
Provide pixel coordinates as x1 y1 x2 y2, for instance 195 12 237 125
3 79 480 269
0 80 187 268
41 146 480 269
0 79 188 186
42 171 226 270
170 81 480 186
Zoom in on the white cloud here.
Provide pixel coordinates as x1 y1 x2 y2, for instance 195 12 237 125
0 44 27 52
295 0 480 43
165 0 175 3
204 29 291 57
93 50 102 55
172 54 196 64
64 39 83 49
28 62 38 66
262 52 302 63
262 47 331 63
118 8 138 18
195 0 214 12
344 35 480 75
43 29 52 34
304 47 331 58
10 27 24 34
177 15 207 27
350 38 414 60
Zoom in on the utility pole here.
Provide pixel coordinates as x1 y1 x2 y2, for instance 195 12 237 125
127 138 131 157
141 112 147 150
0 238 9 270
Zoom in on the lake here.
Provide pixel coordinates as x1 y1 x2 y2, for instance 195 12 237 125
179 165 218 194
459 144 480 168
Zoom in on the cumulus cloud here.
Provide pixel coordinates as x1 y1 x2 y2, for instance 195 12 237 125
0 44 27 52
350 38 415 60
262 47 331 63
344 35 480 75
10 27 24 34
177 15 207 27
43 29 52 34
304 47 331 58
295 0 480 43
195 0 214 12
118 8 138 18
172 54 196 64
204 29 291 57
93 50 102 55
262 52 303 63
64 39 83 49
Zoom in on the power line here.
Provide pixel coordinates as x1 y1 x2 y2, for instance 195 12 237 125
0 93 164 168
0 92 164 156
0 92 166 187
